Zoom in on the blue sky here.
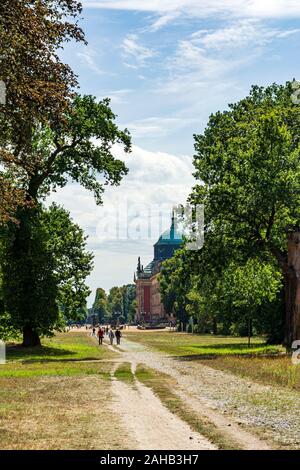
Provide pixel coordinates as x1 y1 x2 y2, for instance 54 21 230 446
50 0 300 305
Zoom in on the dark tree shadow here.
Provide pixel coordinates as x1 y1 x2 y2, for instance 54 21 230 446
170 342 280 361
6 344 76 361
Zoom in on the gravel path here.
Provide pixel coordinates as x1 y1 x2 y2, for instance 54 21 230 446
112 338 300 449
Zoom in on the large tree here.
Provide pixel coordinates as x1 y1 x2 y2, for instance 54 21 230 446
0 2 131 345
1 203 93 344
190 82 300 347
0 1 85 220
1 94 130 346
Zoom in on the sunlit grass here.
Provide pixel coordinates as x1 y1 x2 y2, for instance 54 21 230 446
0 332 125 449
6 331 115 363
0 361 112 378
1 331 116 378
114 363 134 383
124 331 283 357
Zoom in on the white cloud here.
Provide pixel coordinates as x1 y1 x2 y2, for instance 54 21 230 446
83 1 300 21
121 34 157 67
77 48 104 76
191 20 300 50
100 89 133 105
158 19 299 95
123 116 196 138
48 143 195 299
148 12 181 31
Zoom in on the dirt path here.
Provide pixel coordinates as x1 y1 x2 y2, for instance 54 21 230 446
106 338 277 450
110 363 216 450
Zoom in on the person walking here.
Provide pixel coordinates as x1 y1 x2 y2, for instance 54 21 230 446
108 329 115 346
92 326 96 337
97 327 104 345
115 328 122 345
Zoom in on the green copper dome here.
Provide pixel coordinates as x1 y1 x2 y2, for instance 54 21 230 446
154 216 182 246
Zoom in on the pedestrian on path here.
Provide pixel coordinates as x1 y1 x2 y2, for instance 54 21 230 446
98 327 104 345
92 327 96 337
108 329 115 345
115 328 122 345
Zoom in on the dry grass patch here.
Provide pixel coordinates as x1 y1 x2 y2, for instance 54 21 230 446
0 332 128 449
197 356 300 390
0 371 129 450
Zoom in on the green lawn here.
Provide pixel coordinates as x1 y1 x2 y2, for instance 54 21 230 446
124 330 300 391
124 330 283 357
2 331 116 378
6 331 113 362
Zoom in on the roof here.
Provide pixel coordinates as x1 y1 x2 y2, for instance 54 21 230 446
143 260 155 275
154 216 182 246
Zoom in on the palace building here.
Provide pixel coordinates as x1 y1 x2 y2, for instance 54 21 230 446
134 214 182 323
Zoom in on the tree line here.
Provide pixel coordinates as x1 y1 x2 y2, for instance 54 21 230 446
89 285 136 325
1 2 299 349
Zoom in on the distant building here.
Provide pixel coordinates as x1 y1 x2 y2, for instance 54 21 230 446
134 214 182 323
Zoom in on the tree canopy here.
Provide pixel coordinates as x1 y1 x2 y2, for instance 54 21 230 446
160 82 300 345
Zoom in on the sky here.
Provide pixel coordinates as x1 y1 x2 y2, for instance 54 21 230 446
49 0 300 306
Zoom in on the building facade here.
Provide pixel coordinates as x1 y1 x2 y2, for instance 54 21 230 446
134 215 182 323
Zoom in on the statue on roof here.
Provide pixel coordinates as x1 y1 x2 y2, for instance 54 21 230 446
137 256 142 274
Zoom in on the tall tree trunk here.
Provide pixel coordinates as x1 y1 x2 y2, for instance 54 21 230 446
22 325 41 347
248 318 252 348
212 317 218 335
284 230 300 349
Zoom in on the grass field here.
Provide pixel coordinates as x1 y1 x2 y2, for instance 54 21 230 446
2 328 300 449
124 330 300 390
0 331 127 449
124 330 283 357
6 331 113 363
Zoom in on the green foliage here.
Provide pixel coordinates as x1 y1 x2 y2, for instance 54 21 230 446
27 95 131 202
91 284 136 324
2 207 59 338
121 284 136 322
41 203 93 322
0 203 93 338
92 288 108 323
160 82 300 343
159 249 190 324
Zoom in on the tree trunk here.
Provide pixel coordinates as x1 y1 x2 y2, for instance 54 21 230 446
22 325 41 347
284 230 300 349
248 318 252 348
212 317 218 335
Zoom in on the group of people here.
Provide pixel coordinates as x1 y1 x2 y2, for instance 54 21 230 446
91 326 122 346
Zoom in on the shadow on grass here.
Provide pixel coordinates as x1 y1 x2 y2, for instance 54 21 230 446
188 342 265 350
170 342 282 361
6 344 76 361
